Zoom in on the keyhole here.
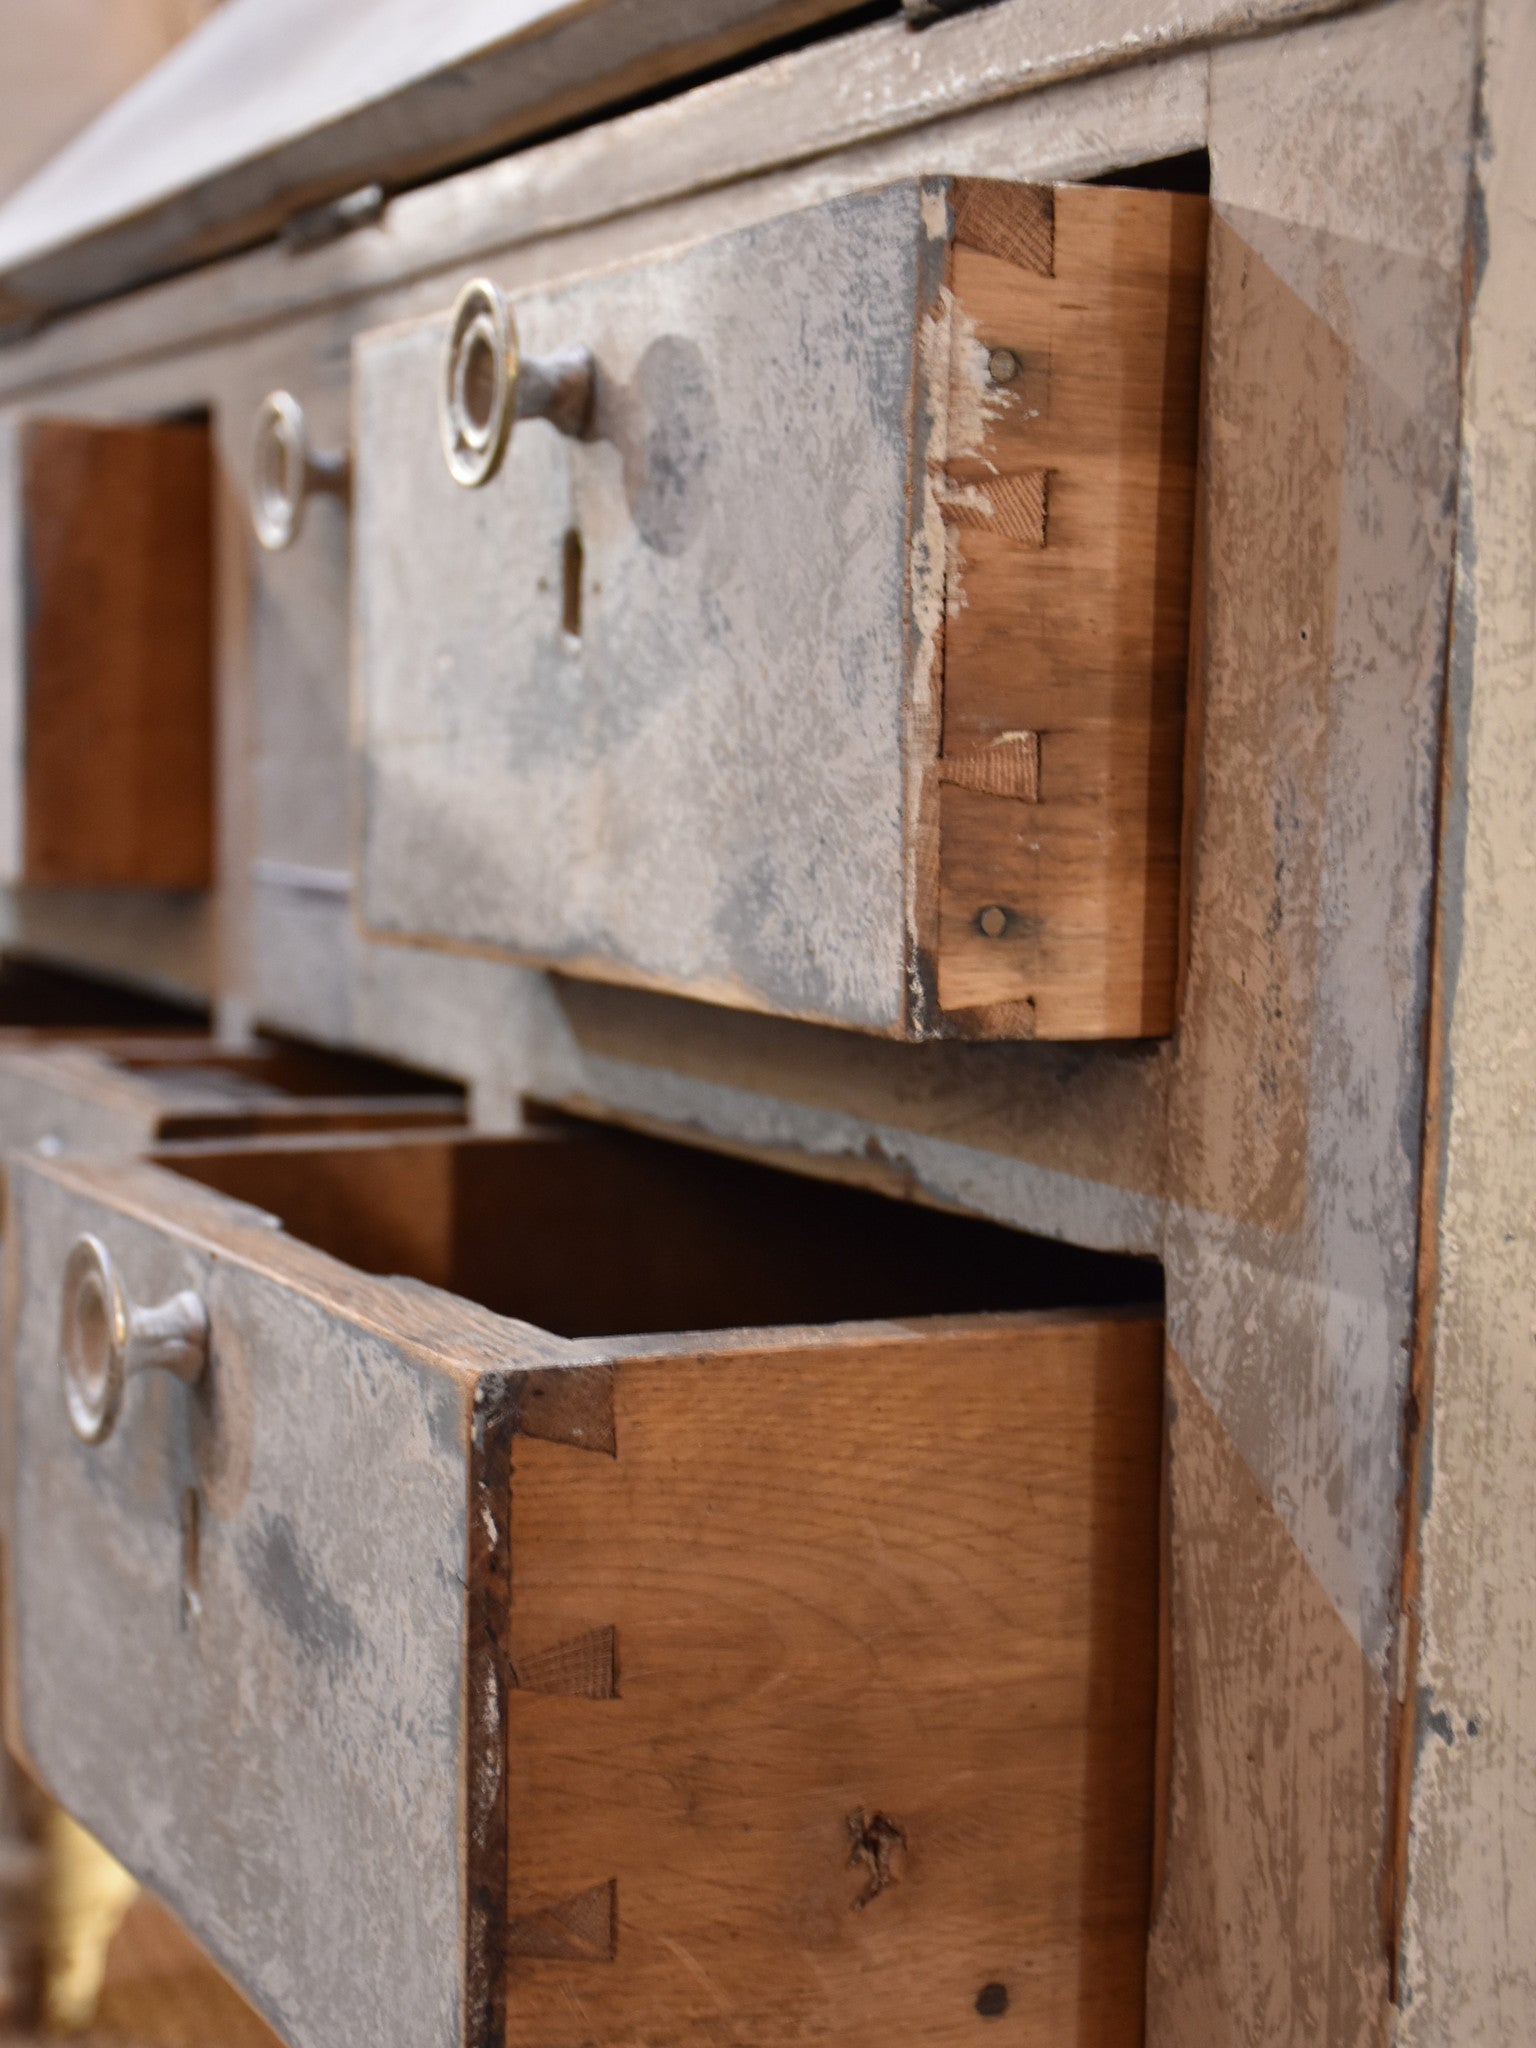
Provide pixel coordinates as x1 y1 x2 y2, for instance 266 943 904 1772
562 527 584 642
460 330 498 436
180 1485 202 1626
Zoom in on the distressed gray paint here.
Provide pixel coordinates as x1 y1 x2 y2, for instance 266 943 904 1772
357 182 939 1031
1397 0 1536 2030
4 1157 493 2048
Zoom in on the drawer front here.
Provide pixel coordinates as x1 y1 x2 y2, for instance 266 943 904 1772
5 1133 1162 2048
3 1153 535 2048
0 414 213 890
355 177 1204 1041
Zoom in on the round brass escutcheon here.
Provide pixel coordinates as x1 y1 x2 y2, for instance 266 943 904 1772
440 278 519 489
251 390 349 551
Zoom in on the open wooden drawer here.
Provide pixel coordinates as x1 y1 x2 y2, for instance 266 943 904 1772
4 1123 1161 2048
0 1034 463 1159
355 177 1206 1042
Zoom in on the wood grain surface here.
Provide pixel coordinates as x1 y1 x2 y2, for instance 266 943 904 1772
936 181 1205 1037
504 1314 1163 2048
0 418 212 891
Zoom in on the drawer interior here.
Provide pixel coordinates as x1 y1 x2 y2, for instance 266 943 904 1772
113 1033 463 1110
162 1123 1158 1338
0 953 207 1033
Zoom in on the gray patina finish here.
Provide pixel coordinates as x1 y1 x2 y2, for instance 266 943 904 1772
356 182 939 1035
3 1154 525 2048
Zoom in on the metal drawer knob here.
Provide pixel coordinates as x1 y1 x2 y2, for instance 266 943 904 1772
439 277 594 488
251 389 350 550
59 1235 209 1446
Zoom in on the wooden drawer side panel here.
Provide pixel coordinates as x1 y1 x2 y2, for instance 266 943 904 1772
936 181 1206 1039
503 1315 1164 2048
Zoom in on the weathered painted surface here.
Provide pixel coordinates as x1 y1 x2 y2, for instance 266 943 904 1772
356 183 934 1034
0 0 877 326
1149 2 1476 2040
3 1155 499 2048
1397 0 1536 2034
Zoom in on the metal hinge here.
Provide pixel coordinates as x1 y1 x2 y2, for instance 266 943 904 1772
902 0 1001 23
282 182 387 255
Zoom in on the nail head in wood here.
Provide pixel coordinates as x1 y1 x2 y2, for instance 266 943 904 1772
986 346 1022 385
978 905 1009 939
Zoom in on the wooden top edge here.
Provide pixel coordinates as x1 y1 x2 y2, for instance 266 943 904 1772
0 0 873 327
0 0 1361 390
10 1148 568 1384
11 1147 1164 1384
557 1303 1166 1368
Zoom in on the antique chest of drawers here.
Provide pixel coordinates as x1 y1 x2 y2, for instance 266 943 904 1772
0 0 1503 2042
5 1123 1161 2048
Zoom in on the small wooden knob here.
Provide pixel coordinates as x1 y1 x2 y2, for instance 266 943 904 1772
439 277 594 488
59 1235 208 1446
251 389 350 551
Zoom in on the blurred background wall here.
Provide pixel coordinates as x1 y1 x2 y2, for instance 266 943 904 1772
0 0 221 205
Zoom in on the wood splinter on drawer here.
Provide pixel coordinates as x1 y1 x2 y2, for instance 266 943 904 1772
354 174 1205 1040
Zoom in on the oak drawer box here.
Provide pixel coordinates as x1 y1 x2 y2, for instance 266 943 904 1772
0 414 214 890
355 177 1206 1042
5 1124 1161 2048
